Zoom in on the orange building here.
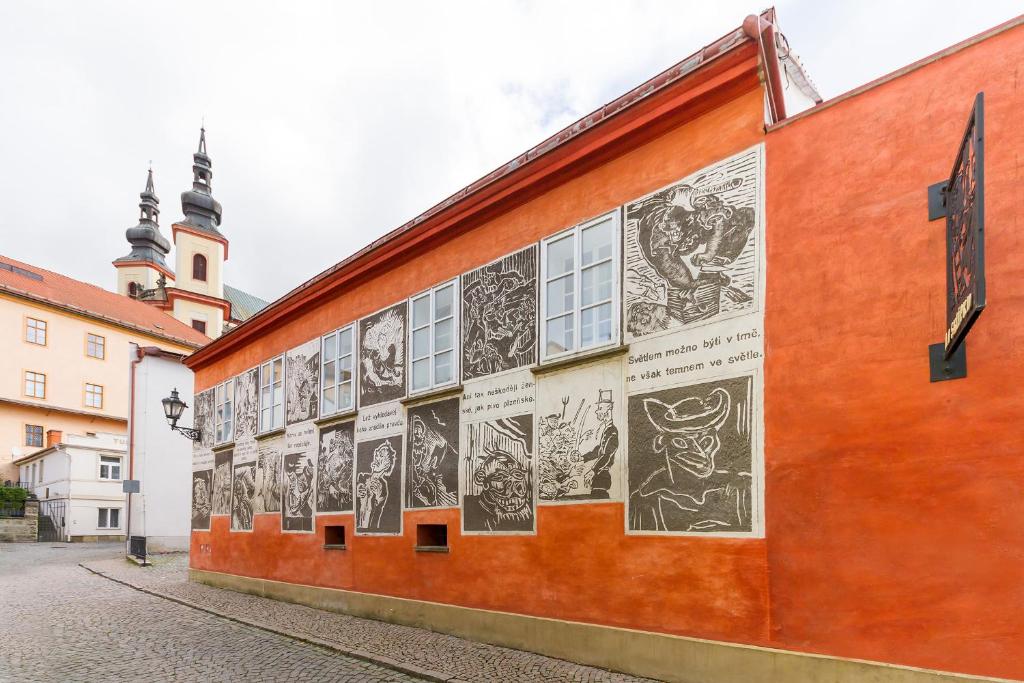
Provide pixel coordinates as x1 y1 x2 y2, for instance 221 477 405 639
184 11 1023 682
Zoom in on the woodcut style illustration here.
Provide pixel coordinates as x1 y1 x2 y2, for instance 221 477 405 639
286 339 320 425
253 438 282 514
191 469 212 530
405 397 459 508
282 451 314 532
627 374 754 534
358 303 407 407
462 414 534 533
234 368 259 439
317 421 354 513
461 246 537 381
211 449 233 516
355 436 402 534
195 389 215 449
231 460 256 531
625 147 761 340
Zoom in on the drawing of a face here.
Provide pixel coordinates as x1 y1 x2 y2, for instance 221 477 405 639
192 477 210 515
594 400 612 424
475 451 530 520
284 458 313 517
370 441 396 475
643 388 730 479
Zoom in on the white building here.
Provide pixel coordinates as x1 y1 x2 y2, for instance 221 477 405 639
15 431 128 542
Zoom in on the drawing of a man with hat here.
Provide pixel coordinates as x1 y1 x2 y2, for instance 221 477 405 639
578 389 618 499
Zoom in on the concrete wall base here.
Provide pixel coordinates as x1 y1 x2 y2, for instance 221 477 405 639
188 568 1008 683
70 535 125 543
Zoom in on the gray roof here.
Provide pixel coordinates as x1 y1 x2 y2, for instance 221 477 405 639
223 284 269 322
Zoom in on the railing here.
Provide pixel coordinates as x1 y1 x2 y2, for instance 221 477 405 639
129 536 147 559
2 481 32 489
0 504 26 518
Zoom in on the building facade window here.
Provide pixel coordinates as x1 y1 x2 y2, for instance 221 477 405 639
99 455 122 481
86 333 105 359
24 371 45 399
540 212 620 359
214 379 234 444
25 424 43 448
192 319 207 334
25 317 47 345
97 508 121 529
37 460 43 483
259 355 284 433
193 253 207 282
321 325 355 415
30 463 36 484
85 383 104 409
409 279 458 394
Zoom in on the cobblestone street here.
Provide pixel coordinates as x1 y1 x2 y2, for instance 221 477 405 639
0 543 422 682
1 543 653 683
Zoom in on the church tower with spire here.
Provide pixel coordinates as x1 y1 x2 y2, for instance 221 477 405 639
113 128 268 339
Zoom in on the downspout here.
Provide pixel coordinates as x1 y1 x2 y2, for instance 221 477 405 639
743 13 787 124
126 344 144 555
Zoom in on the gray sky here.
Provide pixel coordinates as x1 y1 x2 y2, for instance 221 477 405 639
1 1 1020 303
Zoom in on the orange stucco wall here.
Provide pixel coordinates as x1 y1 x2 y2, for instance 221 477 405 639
191 21 1024 681
763 23 1024 679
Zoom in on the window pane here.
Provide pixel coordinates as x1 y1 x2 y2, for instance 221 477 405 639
338 362 352 384
273 403 283 429
434 351 453 384
412 358 430 391
272 359 282 383
112 464 121 479
272 385 282 409
339 383 352 410
412 295 431 328
581 261 613 306
546 315 573 356
581 218 614 266
322 388 335 415
433 318 452 352
581 303 613 347
546 274 574 316
412 328 430 359
547 235 574 277
98 509 107 527
339 329 352 355
323 360 336 388
435 285 454 319
110 509 119 527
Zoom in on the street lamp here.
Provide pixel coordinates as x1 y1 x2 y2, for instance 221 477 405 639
161 388 201 441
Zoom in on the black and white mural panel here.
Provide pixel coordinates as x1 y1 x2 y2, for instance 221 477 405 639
212 449 233 517
405 397 459 509
195 389 215 450
358 303 408 407
253 436 283 514
460 369 536 534
231 439 257 532
536 358 624 504
624 145 764 343
461 246 538 381
354 436 403 535
191 450 213 531
234 367 259 440
317 420 355 514
286 340 321 425
281 422 317 532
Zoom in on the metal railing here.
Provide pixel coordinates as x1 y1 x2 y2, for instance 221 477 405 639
0 503 26 518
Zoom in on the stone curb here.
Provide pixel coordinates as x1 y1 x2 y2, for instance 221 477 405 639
79 562 458 682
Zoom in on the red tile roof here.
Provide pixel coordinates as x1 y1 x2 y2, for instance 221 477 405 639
0 254 208 348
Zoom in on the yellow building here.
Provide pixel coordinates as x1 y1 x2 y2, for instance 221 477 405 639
113 129 268 338
0 255 208 482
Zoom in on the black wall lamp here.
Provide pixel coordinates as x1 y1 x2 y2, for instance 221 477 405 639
161 388 201 441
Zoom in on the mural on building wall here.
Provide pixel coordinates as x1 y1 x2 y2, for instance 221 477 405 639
282 451 315 532
405 397 459 509
627 374 754 534
231 461 256 531
212 449 233 516
191 469 212 530
195 389 215 449
462 414 535 533
537 359 623 503
253 436 282 514
624 146 762 341
461 246 538 381
234 368 259 440
355 436 402 534
358 303 407 407
286 339 321 425
317 421 354 513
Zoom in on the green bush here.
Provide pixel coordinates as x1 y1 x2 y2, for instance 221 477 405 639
0 487 28 504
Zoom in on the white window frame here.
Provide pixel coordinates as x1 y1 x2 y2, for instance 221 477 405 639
320 324 356 416
84 383 103 409
26 317 47 345
214 378 234 444
408 278 460 395
99 455 122 481
86 333 105 359
97 507 121 529
259 355 285 433
539 211 621 361
24 371 45 399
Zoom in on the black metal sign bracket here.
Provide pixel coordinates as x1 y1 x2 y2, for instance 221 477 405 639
927 181 946 221
929 341 967 382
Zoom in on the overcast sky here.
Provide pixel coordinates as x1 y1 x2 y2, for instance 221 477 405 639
1 1 1020 303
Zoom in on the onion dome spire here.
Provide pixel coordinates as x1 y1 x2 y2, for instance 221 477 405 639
180 126 224 233
116 166 171 266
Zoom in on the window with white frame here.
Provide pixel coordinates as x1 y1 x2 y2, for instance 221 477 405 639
540 212 619 359
259 356 284 433
409 280 458 393
85 383 103 408
24 371 45 399
26 317 46 345
99 455 122 481
321 325 355 415
86 333 105 359
214 379 234 444
97 507 121 529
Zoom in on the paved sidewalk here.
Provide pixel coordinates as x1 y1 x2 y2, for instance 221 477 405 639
82 554 654 683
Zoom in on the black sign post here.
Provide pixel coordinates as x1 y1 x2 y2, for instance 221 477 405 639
928 93 985 382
